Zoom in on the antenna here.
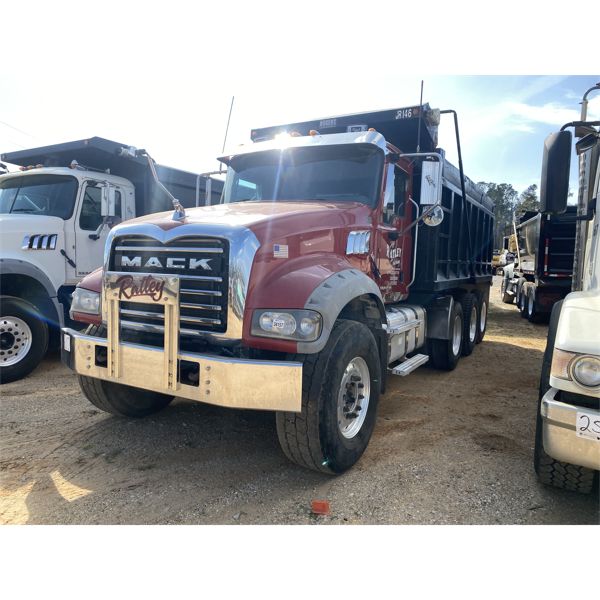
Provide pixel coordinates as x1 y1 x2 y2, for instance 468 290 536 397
219 96 235 173
416 80 424 153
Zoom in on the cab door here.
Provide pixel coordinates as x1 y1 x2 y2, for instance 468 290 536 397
74 181 123 278
375 159 414 302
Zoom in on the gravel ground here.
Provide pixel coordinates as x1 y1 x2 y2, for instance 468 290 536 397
1 277 598 525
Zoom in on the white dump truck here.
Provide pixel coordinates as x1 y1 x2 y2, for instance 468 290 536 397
535 83 600 493
0 137 222 383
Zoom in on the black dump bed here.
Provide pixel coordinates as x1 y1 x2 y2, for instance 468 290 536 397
253 106 494 293
517 206 576 284
251 104 440 153
1 137 223 213
410 158 494 294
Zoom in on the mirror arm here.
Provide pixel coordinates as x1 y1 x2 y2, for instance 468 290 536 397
88 219 107 241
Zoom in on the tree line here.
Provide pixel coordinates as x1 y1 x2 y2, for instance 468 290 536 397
477 182 539 249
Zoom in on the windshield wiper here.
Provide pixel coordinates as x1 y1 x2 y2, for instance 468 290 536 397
11 208 37 213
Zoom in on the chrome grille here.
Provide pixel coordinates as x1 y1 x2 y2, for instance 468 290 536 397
110 236 228 335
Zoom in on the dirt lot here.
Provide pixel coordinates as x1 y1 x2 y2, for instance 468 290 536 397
1 278 598 525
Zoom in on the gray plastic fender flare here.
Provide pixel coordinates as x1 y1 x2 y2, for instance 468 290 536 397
0 258 63 326
297 268 386 354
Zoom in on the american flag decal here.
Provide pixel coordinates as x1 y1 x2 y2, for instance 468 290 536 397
273 244 288 258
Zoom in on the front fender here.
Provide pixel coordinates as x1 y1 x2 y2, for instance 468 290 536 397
243 253 383 353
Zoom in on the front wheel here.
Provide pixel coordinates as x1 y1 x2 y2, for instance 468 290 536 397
276 320 381 474
77 325 174 417
0 296 49 384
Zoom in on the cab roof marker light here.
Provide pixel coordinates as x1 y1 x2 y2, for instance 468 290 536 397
309 130 320 136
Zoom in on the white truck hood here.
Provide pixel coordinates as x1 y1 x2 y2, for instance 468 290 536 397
555 290 600 356
0 213 65 237
0 214 67 292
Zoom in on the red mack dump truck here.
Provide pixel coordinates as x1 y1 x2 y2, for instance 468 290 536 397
61 104 494 473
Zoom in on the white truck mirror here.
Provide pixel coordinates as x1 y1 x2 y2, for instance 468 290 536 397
420 161 442 206
101 185 117 217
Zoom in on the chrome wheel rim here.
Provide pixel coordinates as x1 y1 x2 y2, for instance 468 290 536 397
452 315 462 356
528 292 534 316
479 301 487 334
469 305 477 342
0 316 33 367
337 356 370 439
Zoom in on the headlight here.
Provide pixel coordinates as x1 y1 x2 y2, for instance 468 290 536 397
71 287 101 315
572 356 600 388
251 309 322 342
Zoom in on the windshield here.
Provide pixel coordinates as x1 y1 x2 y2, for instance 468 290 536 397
222 144 383 207
0 174 79 219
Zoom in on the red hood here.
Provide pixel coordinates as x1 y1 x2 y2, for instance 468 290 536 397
128 200 372 242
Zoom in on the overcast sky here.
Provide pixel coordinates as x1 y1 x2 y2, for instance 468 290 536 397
1 2 598 196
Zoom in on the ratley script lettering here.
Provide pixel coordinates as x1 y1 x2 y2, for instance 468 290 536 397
116 275 165 302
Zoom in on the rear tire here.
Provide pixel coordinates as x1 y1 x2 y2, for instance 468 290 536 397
534 301 598 494
519 283 529 318
0 296 49 384
501 275 513 304
526 286 544 324
78 325 174 418
461 293 477 356
429 300 463 371
475 295 488 344
276 320 381 474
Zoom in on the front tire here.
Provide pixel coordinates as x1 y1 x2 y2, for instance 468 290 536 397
0 296 49 384
78 325 174 418
276 320 381 474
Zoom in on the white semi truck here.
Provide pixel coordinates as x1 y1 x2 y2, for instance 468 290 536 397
0 137 222 383
535 84 600 493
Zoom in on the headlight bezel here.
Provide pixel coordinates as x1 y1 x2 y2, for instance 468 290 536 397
251 309 323 342
571 355 600 389
551 348 600 389
70 287 101 315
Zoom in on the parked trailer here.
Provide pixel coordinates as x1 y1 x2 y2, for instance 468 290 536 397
61 104 494 473
500 207 576 322
0 137 223 383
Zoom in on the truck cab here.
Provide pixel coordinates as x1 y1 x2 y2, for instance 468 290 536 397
534 85 600 493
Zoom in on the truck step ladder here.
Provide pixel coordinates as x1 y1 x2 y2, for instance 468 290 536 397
390 354 429 376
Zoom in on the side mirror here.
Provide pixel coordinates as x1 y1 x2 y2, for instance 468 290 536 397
423 205 444 227
540 130 571 214
419 160 443 206
101 185 117 217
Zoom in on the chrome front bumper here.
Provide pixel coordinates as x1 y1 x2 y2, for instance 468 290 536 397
61 327 302 412
541 387 600 471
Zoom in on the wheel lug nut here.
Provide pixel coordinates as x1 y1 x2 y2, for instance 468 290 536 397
357 383 364 389
351 375 361 382
358 394 364 400
356 405 362 412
